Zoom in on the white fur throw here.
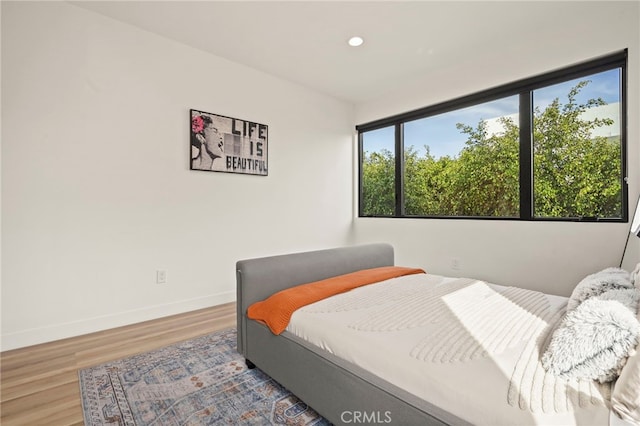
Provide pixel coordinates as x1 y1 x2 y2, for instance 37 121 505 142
595 288 640 313
542 296 640 383
567 267 633 311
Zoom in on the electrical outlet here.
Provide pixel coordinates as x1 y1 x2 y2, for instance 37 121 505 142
451 258 461 271
156 270 167 284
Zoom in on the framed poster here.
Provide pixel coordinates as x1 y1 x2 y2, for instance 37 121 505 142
190 109 268 176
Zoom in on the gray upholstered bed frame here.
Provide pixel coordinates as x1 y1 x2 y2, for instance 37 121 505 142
236 243 464 426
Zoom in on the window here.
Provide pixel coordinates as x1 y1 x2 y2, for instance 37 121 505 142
361 126 395 216
403 96 520 217
532 70 623 219
358 50 627 221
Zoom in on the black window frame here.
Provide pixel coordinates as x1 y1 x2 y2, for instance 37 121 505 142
357 49 628 222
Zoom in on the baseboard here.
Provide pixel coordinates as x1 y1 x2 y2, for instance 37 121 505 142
1 292 235 351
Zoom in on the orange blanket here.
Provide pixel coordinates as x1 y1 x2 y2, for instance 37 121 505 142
247 266 425 335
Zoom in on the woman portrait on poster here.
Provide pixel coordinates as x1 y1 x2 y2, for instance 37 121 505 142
191 114 225 170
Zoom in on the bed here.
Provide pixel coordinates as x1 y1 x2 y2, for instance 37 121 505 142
236 243 640 426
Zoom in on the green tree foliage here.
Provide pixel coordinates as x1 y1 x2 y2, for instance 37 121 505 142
362 149 395 216
362 81 622 218
532 81 621 218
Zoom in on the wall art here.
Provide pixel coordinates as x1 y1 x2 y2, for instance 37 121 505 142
190 109 268 176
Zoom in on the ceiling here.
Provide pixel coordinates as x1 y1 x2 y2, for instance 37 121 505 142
71 1 581 104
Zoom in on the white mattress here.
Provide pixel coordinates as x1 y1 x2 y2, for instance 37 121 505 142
286 273 617 426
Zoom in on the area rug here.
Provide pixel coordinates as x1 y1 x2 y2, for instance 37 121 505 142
78 328 331 425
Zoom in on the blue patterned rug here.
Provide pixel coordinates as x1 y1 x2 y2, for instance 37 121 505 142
79 328 331 425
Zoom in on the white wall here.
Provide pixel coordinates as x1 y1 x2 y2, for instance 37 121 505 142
353 1 640 297
622 195 640 273
1 1 354 350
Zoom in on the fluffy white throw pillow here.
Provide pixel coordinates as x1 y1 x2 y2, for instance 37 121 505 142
542 294 640 383
596 288 640 313
567 267 633 311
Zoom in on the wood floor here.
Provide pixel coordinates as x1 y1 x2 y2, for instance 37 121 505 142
0 303 236 425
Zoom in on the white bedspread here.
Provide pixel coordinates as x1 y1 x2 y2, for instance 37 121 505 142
286 273 614 426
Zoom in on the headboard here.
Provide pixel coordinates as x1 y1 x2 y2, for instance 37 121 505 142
235 243 394 355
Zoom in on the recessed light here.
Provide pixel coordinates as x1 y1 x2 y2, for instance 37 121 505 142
348 36 364 47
